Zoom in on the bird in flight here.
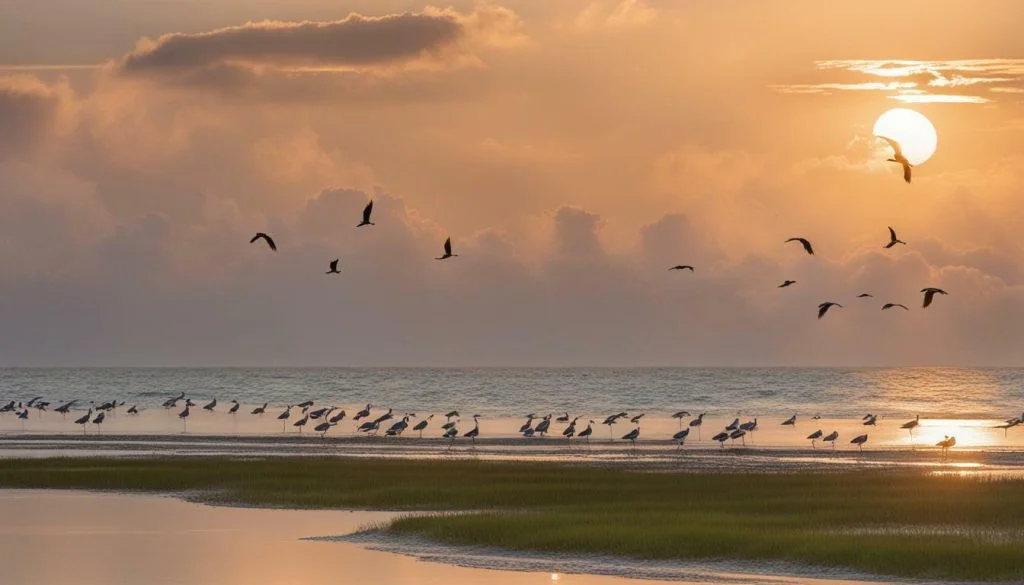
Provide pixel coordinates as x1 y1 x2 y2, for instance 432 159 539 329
249 232 276 251
857 293 873 298
878 135 912 184
785 237 814 255
882 303 909 311
668 265 694 272
779 280 797 288
436 237 458 260
357 200 375 227
817 302 842 319
921 287 948 308
326 259 340 274
885 226 906 249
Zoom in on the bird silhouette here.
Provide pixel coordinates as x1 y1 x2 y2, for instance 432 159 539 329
249 232 276 251
781 414 797 427
857 293 873 298
326 259 340 274
779 280 797 288
786 237 814 255
885 226 906 249
851 433 869 450
882 303 909 311
668 265 694 271
921 287 948 308
878 136 912 183
357 200 375 227
817 302 842 319
436 237 457 260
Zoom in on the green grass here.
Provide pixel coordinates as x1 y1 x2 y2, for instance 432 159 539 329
0 457 1022 581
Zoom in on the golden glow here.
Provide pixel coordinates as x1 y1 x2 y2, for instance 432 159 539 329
872 108 938 165
551 573 561 581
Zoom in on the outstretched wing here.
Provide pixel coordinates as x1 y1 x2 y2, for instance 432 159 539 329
250 232 277 251
888 226 897 241
329 259 339 271
922 290 935 308
444 237 452 256
363 200 373 223
801 239 814 255
902 162 912 184
817 304 828 319
878 135 903 157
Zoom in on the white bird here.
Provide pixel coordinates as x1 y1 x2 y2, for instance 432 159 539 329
878 135 912 183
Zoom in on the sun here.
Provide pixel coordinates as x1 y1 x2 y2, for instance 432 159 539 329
872 108 937 166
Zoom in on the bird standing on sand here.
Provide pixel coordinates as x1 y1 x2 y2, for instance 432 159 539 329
878 135 912 183
556 412 570 423
436 237 458 260
519 414 535 434
781 414 797 427
786 237 814 255
92 411 105 432
671 411 691 427
249 232 276 251
936 435 956 457
251 402 268 415
535 415 552 437
622 426 640 453
851 433 869 451
293 414 309 432
807 429 823 448
357 200 375 227
882 303 909 311
712 431 729 448
354 404 372 421
203 398 217 412
823 430 839 448
179 404 190 432
995 419 1020 437
75 409 92 432
673 427 690 449
668 265 694 272
901 415 920 439
228 400 240 414
326 259 341 274
817 302 842 319
689 413 705 440
863 414 877 426
921 288 948 308
413 414 433 438
885 226 906 249
463 414 481 445
578 420 595 443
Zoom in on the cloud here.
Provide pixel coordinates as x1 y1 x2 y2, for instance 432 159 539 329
572 0 657 31
0 75 65 157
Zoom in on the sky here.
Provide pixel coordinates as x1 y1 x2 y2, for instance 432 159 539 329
2 0 1024 366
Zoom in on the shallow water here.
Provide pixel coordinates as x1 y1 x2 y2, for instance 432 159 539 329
0 490 955 585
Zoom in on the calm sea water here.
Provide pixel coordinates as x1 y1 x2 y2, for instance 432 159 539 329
1 367 1022 419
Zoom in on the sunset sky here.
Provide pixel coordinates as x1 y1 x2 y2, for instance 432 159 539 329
2 0 1023 366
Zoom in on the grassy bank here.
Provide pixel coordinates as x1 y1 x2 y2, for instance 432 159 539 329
0 458 1022 581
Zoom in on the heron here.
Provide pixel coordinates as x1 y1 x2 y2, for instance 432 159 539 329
885 226 906 249
878 135 912 183
413 414 433 438
785 237 814 255
436 237 458 260
249 232 277 251
921 287 948 308
357 200 375 227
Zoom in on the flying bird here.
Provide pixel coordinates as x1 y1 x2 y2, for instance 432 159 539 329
779 280 797 288
878 135 912 183
885 227 906 249
357 200 375 227
436 237 458 260
857 293 873 298
326 259 340 274
249 232 276 251
785 237 814 255
817 302 843 319
668 265 694 272
882 303 909 311
921 287 948 308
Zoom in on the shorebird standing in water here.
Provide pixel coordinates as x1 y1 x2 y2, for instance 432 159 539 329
807 429 823 449
689 413 705 440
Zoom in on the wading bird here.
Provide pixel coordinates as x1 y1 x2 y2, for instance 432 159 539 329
386 415 412 437
921 287 948 308
673 427 690 449
878 135 912 183
630 413 645 424
689 413 705 439
901 415 920 438
413 414 433 438
885 226 906 248
519 414 536 434
851 433 869 451
357 200 375 227
249 232 277 251
995 419 1020 436
435 237 457 260
622 426 640 453
463 415 481 445
556 412 570 423
74 409 92 432
817 302 842 319
712 431 729 448
535 414 552 437
92 411 105 432
354 404 372 421
178 404 190 432
293 413 309 432
936 435 956 457
823 430 839 448
328 409 347 425
563 417 579 439
785 237 814 255
729 429 747 446
578 420 595 443
671 411 691 426
807 429 823 448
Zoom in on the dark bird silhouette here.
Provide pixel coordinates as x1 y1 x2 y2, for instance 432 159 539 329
857 293 873 298
779 280 797 288
354 404 372 421
228 400 240 414
823 430 839 448
74 409 92 431
328 409 347 424
786 237 814 255
668 265 694 272
807 429 823 448
126 405 139 415
413 414 433 438
436 237 457 260
901 415 920 438
203 398 217 412
781 414 797 427
885 226 906 249
936 435 956 456
249 232 276 251
326 259 340 274
672 427 690 449
357 200 375 227
882 303 909 311
578 420 595 442
921 287 948 308
556 412 570 423
851 433 869 450
878 135 912 183
251 402 268 415
817 302 842 319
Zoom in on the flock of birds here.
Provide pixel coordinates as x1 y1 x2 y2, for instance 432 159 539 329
4 392 1022 456
243 137 945 320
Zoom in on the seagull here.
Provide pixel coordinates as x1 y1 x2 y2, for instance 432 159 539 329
817 302 842 319
326 259 341 274
857 293 873 298
668 265 694 272
249 232 277 251
779 280 797 288
823 430 839 448
851 433 869 450
807 429 823 448
436 237 457 260
882 303 909 311
885 227 906 249
921 287 948 308
785 237 814 255
878 135 912 184
357 200 375 227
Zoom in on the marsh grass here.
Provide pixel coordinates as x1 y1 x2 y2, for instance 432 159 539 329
0 457 1021 580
